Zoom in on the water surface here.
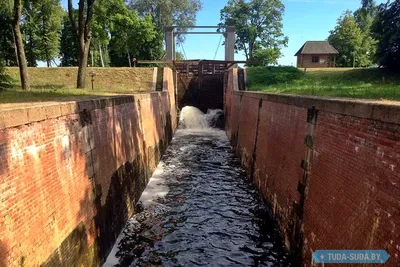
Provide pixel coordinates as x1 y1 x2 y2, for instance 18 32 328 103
104 126 292 267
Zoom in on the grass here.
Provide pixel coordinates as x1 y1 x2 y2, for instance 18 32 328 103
0 67 154 104
247 67 400 101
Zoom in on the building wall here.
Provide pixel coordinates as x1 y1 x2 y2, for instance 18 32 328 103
225 68 399 266
0 68 177 267
297 54 335 68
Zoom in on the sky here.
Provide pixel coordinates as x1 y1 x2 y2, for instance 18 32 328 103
60 0 387 66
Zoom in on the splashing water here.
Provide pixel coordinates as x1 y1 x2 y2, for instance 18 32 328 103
179 106 224 129
179 106 209 129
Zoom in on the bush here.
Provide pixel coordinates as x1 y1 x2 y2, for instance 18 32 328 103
246 66 304 87
0 61 11 91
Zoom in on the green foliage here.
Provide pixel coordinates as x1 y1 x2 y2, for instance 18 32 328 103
129 0 202 44
219 0 288 64
60 12 78 66
0 60 11 91
247 68 400 100
372 1 400 71
328 11 364 67
0 12 17 66
23 0 63 66
105 0 162 66
247 66 304 87
176 51 185 60
328 1 378 67
252 47 281 66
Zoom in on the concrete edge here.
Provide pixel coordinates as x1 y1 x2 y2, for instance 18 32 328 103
232 91 400 124
0 92 167 130
243 68 248 91
162 67 172 92
152 67 158 91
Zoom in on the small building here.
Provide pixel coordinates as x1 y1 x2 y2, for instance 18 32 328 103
295 41 339 68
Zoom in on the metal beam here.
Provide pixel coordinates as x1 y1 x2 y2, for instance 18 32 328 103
174 32 223 35
170 26 225 29
135 60 259 65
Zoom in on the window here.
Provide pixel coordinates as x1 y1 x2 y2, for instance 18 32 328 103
312 56 319 63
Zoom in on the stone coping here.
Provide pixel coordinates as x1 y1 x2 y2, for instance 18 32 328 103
0 92 167 130
232 91 400 125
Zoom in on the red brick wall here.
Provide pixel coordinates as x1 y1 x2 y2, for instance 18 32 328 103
224 69 400 266
235 96 260 171
253 101 307 249
0 69 177 267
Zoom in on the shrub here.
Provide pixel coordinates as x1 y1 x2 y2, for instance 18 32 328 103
0 60 11 91
247 66 304 87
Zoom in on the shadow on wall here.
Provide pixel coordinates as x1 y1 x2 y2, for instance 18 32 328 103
177 74 225 113
62 94 171 265
0 241 9 267
0 116 10 267
0 90 174 266
178 75 199 110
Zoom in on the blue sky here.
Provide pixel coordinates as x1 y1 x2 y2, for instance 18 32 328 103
61 0 386 66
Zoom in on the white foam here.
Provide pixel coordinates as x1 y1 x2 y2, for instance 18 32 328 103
137 161 169 207
179 106 209 129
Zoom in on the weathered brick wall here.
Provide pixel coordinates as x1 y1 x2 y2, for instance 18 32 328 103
225 69 400 266
0 68 177 267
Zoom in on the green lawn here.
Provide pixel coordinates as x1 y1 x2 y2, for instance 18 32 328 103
246 67 400 101
0 67 155 104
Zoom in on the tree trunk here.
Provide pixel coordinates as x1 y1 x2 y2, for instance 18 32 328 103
11 28 19 66
77 41 90 88
127 50 132 67
248 42 254 60
12 0 29 90
99 44 104 67
69 0 96 89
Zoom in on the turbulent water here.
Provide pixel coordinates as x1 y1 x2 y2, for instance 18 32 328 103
103 107 292 267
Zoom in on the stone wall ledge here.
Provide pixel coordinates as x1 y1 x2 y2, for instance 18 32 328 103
233 91 400 124
0 92 167 130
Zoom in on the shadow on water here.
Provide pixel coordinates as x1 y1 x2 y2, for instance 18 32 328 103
107 129 293 267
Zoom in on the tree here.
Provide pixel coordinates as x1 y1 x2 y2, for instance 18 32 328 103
23 6 38 67
93 0 162 66
0 60 12 91
354 0 377 32
176 51 185 60
353 0 377 66
12 0 30 90
89 0 113 67
252 46 281 66
1 0 30 89
68 0 96 88
109 12 162 66
60 12 78 66
129 0 202 44
0 10 18 66
328 11 364 67
219 0 288 64
372 0 400 71
23 0 63 67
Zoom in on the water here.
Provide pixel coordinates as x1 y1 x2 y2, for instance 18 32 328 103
104 107 292 267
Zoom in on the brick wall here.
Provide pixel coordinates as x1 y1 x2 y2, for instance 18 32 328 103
0 68 177 267
225 68 400 266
